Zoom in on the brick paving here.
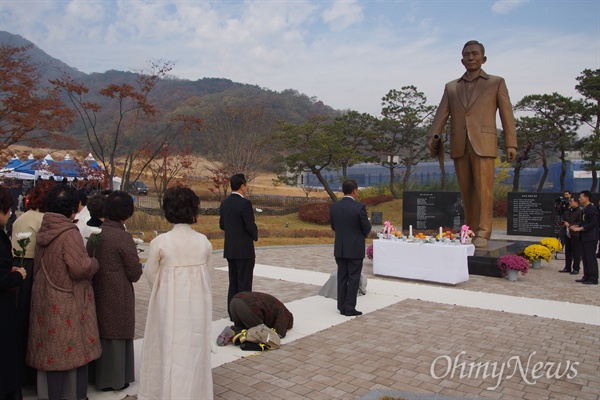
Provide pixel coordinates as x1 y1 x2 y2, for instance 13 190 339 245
132 241 600 399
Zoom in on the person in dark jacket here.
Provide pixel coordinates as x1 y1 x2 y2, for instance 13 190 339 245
0 187 26 400
229 291 294 338
219 174 258 320
88 191 142 391
570 191 599 285
330 179 372 316
559 196 582 275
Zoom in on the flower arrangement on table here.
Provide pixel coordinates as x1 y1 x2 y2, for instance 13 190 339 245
366 244 373 260
539 237 562 253
497 254 529 276
523 244 552 262
460 225 475 244
382 221 396 236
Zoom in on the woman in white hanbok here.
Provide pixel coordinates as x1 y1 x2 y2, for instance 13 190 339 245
138 186 213 400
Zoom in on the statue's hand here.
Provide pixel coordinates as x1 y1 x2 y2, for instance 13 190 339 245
506 147 517 162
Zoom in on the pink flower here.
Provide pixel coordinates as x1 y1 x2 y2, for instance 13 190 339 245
366 245 374 260
497 254 529 276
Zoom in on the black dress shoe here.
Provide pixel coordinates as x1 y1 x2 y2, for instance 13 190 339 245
575 278 588 283
345 310 363 316
582 280 598 285
570 270 580 275
559 269 571 273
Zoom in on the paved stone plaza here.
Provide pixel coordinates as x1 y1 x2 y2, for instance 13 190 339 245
134 239 599 400
25 236 599 400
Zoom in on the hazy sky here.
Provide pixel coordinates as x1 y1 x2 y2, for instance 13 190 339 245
1 0 598 123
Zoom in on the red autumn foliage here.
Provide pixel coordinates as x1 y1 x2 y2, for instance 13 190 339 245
298 202 332 225
493 199 508 218
359 195 394 206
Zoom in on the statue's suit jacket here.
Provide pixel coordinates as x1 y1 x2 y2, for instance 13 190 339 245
428 70 517 158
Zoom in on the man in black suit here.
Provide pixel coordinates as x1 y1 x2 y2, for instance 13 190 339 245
330 180 372 316
559 196 582 275
570 191 599 285
219 174 259 318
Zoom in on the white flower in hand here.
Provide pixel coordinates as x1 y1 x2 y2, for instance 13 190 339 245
87 227 102 257
15 232 33 240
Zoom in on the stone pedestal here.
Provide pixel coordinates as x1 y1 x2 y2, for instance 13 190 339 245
468 240 536 278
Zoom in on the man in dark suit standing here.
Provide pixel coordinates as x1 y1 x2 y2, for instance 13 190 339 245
570 191 599 285
330 180 372 316
427 40 517 248
219 174 259 318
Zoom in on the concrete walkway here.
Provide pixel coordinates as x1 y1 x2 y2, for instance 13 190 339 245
25 235 600 400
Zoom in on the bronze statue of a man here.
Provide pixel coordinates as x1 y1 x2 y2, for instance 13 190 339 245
427 40 517 248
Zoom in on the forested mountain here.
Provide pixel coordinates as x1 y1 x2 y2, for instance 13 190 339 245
0 31 338 144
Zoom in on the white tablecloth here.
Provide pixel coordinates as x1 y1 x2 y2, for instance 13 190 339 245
372 239 476 284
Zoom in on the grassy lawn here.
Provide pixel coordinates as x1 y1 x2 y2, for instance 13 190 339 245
128 199 508 250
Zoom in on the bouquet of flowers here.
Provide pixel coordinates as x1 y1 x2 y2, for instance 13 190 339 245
497 254 529 276
460 225 475 244
523 244 552 262
87 227 102 257
366 244 373 260
382 221 396 235
540 237 562 253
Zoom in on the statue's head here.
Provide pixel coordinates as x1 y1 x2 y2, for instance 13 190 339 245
461 40 487 72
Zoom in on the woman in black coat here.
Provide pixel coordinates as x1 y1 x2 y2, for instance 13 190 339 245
0 187 27 400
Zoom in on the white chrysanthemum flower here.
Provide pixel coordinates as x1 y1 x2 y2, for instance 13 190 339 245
15 232 33 240
133 238 144 245
89 227 102 235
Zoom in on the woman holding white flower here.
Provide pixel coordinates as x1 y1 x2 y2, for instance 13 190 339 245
138 185 213 400
88 190 142 392
10 180 54 389
0 187 27 400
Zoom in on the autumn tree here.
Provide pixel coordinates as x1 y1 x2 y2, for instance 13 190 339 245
206 163 235 200
576 68 600 191
202 105 275 183
146 144 196 208
50 60 193 189
515 93 585 192
0 44 75 154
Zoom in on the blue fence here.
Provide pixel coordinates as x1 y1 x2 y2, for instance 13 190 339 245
301 160 595 193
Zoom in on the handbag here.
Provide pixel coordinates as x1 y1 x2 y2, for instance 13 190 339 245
245 323 281 350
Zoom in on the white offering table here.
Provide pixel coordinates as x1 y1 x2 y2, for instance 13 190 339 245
372 239 476 285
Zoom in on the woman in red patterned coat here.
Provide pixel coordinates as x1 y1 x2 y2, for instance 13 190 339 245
26 184 101 400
